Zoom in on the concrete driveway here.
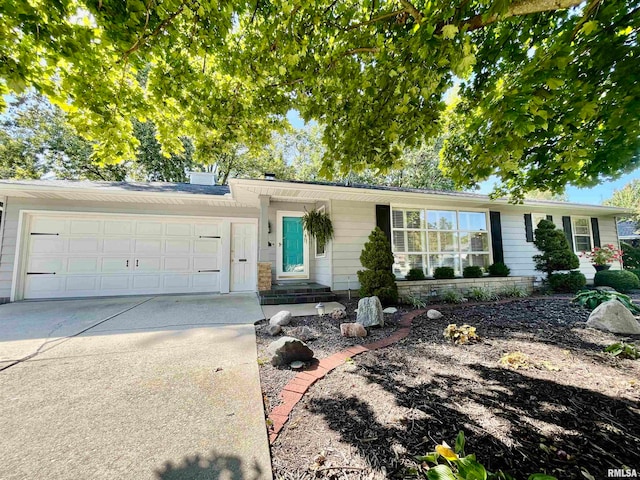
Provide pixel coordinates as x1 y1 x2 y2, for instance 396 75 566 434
0 294 271 480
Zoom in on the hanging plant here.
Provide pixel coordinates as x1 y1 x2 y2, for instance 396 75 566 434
302 209 334 249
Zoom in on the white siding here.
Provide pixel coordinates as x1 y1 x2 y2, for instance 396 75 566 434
0 197 259 301
330 200 376 291
498 211 621 282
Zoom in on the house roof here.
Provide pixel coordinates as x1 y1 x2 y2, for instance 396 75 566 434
618 220 640 238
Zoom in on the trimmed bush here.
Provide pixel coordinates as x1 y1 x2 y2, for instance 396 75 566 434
357 227 398 305
463 266 484 278
405 268 426 281
628 269 640 281
594 269 640 293
549 271 587 293
434 266 455 279
488 262 510 277
533 219 579 277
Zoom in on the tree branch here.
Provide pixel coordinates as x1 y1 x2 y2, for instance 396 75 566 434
399 0 423 23
122 2 188 59
344 47 379 55
347 9 406 30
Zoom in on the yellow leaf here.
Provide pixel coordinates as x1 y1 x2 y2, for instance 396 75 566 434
580 21 598 35
441 25 458 40
435 445 458 461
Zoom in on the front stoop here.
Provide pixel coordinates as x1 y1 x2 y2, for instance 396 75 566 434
258 282 337 305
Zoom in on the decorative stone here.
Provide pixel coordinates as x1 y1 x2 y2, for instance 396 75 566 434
267 336 314 366
269 310 292 326
587 300 640 334
266 324 282 336
290 326 317 342
290 361 305 370
383 307 398 314
356 296 384 327
340 323 367 337
330 308 347 320
427 309 443 320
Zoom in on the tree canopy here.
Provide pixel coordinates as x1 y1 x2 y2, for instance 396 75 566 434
604 178 640 220
2 0 638 197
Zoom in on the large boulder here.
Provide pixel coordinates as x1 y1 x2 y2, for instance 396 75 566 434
266 324 282 336
267 336 314 366
340 323 367 337
269 310 292 326
587 300 640 334
383 307 398 314
290 326 317 342
427 309 443 320
356 296 384 327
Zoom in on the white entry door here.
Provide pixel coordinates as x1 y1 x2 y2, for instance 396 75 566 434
230 223 257 292
22 213 225 299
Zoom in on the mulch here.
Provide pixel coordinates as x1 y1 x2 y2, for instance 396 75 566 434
267 297 640 480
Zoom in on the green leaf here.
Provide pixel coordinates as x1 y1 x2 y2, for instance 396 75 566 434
427 464 458 480
580 21 598 35
454 431 465 454
458 455 487 480
441 25 459 40
528 475 557 480
545 78 564 90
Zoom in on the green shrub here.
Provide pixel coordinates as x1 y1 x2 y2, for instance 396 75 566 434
467 286 498 302
357 227 398 305
434 266 455 279
622 242 640 269
401 294 427 308
572 289 640 314
405 268 426 281
463 266 484 278
627 269 640 282
549 271 587 293
604 342 640 360
441 289 467 304
594 269 640 293
487 262 510 277
500 284 530 298
533 219 579 277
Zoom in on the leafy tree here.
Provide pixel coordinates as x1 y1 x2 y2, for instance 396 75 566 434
358 227 398 305
533 219 580 277
604 179 640 221
2 1 638 198
525 190 568 202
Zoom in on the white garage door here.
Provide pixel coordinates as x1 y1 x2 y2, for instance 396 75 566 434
23 214 224 299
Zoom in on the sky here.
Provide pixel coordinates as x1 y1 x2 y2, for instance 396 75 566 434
286 110 639 204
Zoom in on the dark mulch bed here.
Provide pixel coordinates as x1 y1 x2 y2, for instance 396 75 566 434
255 295 410 414
271 298 640 480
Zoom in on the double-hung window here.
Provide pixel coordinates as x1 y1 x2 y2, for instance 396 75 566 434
392 208 490 277
572 217 592 252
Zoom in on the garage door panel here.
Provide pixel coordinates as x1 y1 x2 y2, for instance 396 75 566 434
68 258 99 274
104 220 133 235
195 224 219 237
100 275 132 291
68 237 100 253
165 239 191 254
194 257 218 271
194 239 219 254
164 257 190 271
136 221 163 236
133 275 161 289
30 237 65 254
27 257 64 273
165 223 192 236
103 238 131 254
25 275 64 295
30 217 65 234
135 239 162 254
102 257 130 273
69 220 101 235
136 257 161 272
163 275 190 289
193 273 220 289
66 276 98 292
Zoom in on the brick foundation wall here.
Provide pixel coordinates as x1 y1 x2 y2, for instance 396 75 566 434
397 276 535 299
258 262 272 291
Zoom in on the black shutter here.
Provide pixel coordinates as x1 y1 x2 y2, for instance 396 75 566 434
489 211 504 264
591 218 601 248
562 216 574 251
546 215 553 222
375 205 392 244
524 214 534 242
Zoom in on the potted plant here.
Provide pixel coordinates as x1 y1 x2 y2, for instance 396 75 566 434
302 208 334 250
581 244 623 271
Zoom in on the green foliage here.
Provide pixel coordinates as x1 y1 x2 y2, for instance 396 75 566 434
2 0 638 199
406 268 427 281
548 272 587 293
462 266 483 278
488 262 511 277
604 180 640 221
533 220 580 277
302 209 334 249
500 285 530 298
434 267 456 280
441 290 467 304
401 294 428 309
467 287 498 302
594 270 640 293
628 269 640 281
358 228 398 305
621 242 640 270
572 289 640 314
417 431 557 480
604 342 640 360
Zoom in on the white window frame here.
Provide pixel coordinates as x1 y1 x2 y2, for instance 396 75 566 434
314 205 327 258
571 216 593 253
390 205 492 277
531 213 549 229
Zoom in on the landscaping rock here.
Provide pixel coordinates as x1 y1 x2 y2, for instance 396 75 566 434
356 296 384 327
427 309 443 320
267 336 314 366
330 308 347 320
340 323 367 337
290 326 317 342
266 324 282 336
269 310 292 326
383 307 398 314
586 300 640 334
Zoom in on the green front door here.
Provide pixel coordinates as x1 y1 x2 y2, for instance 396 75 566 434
282 216 304 273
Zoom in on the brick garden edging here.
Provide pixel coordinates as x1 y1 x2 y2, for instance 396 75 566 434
266 309 425 444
